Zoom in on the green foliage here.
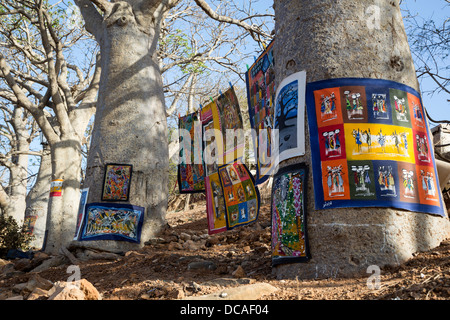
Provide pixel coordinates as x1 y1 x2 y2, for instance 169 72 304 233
0 215 34 258
160 28 207 75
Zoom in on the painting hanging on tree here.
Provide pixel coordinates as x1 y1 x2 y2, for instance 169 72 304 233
271 163 310 266
273 71 307 169
245 39 276 184
74 188 89 240
101 164 132 201
177 111 205 193
306 78 445 216
78 203 145 243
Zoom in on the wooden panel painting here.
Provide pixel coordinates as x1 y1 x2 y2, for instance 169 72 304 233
306 78 445 216
101 164 132 201
271 163 310 266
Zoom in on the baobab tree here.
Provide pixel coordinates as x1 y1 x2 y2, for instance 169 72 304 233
273 0 450 278
73 0 273 253
0 0 101 254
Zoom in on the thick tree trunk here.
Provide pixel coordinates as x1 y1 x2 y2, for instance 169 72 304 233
44 136 83 254
25 146 51 250
274 0 450 279
4 108 30 224
75 3 169 252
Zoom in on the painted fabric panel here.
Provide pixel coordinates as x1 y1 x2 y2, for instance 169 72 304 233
74 188 89 240
216 87 245 164
201 94 260 234
271 163 310 266
177 111 205 193
273 71 307 168
246 40 276 184
101 164 132 201
218 158 260 230
306 78 445 216
205 172 228 234
79 203 145 243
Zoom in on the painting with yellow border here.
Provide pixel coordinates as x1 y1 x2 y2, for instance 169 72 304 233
306 78 445 217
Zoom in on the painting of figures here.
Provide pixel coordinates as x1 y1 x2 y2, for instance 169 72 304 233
101 164 132 201
306 78 444 216
340 86 368 122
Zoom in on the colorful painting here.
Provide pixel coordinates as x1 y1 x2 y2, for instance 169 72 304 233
50 179 63 197
205 172 227 234
101 164 132 201
201 86 260 234
273 71 306 169
79 203 145 243
203 157 260 234
216 87 245 164
201 101 220 176
218 158 260 230
74 188 89 240
306 78 445 216
23 215 37 235
178 111 205 193
246 40 276 184
271 163 310 265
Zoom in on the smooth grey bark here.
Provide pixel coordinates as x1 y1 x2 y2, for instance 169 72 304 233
25 145 51 249
273 0 450 279
73 0 173 252
2 107 31 224
44 135 84 253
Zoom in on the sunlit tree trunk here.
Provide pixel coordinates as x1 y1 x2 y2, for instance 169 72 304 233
74 0 178 252
273 0 450 278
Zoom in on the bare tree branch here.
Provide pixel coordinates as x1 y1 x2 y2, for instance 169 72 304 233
193 0 272 43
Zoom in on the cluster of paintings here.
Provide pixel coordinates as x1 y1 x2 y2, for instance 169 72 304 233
306 78 445 217
201 87 261 234
73 164 145 243
175 86 260 234
246 40 310 265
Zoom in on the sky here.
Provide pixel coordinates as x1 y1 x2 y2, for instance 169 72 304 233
399 0 449 127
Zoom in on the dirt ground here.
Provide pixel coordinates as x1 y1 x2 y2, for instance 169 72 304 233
1 200 450 301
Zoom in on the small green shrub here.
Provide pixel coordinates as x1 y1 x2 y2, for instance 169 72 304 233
0 215 34 258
